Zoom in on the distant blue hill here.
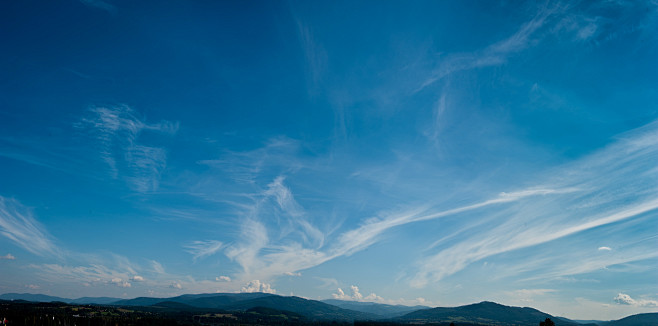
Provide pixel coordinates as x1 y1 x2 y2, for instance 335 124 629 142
605 313 658 326
3 292 655 325
0 293 121 305
114 292 378 321
0 293 68 303
398 301 580 326
322 298 429 318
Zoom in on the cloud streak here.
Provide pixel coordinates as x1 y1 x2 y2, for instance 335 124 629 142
410 121 658 286
0 197 60 257
210 121 658 289
76 105 178 192
0 253 16 260
416 3 558 92
614 293 658 308
185 240 224 261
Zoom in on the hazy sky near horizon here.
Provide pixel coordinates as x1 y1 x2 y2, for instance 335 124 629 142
1 0 657 320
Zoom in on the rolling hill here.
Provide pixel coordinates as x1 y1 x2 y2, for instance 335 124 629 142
397 301 579 326
605 313 658 326
2 292 655 325
114 292 378 321
323 299 429 318
0 293 121 305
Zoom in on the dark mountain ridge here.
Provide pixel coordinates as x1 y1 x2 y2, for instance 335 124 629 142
0 293 121 305
323 299 429 318
115 292 377 321
398 301 578 326
2 292 655 325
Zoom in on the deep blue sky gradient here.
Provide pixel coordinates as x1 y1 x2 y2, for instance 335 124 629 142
1 0 657 320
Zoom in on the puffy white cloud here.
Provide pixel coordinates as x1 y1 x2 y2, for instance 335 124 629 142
365 293 384 302
216 276 231 282
241 280 276 294
614 293 658 307
110 278 131 288
333 288 347 299
170 282 183 289
332 285 383 302
130 275 145 282
350 285 363 300
284 271 301 277
0 253 15 260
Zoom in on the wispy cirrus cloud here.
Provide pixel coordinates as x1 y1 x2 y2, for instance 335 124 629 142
33 263 134 287
410 121 658 286
76 105 178 192
0 197 60 257
203 121 658 289
294 17 328 95
416 3 558 92
185 240 224 261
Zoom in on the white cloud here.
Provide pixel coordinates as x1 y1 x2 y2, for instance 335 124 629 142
204 117 657 293
151 260 165 274
170 282 183 290
225 219 269 277
0 253 15 260
332 288 347 299
410 123 658 286
315 277 338 288
241 280 276 294
33 263 136 289
216 276 231 282
506 289 556 303
416 3 558 92
0 197 60 257
332 285 383 302
284 272 302 277
25 284 40 289
614 293 658 307
365 293 384 302
350 285 363 300
76 105 178 192
130 275 145 282
185 240 224 260
598 246 612 251
110 278 131 288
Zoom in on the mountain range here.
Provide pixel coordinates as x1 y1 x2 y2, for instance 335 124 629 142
1 292 656 325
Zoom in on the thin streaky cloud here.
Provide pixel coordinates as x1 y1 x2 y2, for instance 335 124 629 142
0 197 60 258
410 122 658 286
416 2 558 92
76 105 178 192
185 240 224 261
0 253 16 260
222 121 657 285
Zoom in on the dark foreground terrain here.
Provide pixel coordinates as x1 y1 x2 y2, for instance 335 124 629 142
1 293 656 326
0 299 316 326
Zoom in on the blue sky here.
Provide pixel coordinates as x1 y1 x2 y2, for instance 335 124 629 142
1 0 657 320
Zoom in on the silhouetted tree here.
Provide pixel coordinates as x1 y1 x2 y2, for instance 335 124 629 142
540 317 555 326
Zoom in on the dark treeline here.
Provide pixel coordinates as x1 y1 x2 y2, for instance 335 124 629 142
0 300 350 326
